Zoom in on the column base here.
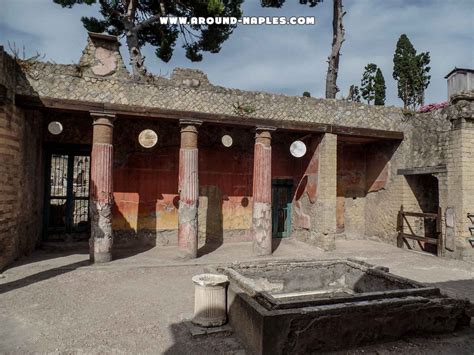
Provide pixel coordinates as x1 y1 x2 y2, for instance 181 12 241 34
89 236 113 263
178 202 198 259
312 231 336 252
90 251 112 264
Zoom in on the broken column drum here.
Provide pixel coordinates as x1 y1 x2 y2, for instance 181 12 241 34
252 127 276 256
90 112 115 263
178 120 202 258
192 273 229 327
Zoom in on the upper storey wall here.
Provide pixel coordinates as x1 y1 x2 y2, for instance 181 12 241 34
7 32 455 173
12 34 410 133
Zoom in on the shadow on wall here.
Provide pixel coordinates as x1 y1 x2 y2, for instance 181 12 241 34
366 141 400 193
112 133 180 250
111 203 158 260
89 177 158 261
198 186 224 257
336 139 401 235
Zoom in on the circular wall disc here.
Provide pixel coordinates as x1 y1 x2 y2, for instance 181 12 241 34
290 140 307 158
221 135 233 147
47 121 63 135
138 129 158 148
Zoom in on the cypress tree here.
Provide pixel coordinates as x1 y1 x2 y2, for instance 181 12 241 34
393 34 430 110
361 63 377 104
414 51 431 107
374 68 386 105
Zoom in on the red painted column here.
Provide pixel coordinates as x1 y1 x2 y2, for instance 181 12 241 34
89 112 115 263
252 126 276 256
178 119 202 258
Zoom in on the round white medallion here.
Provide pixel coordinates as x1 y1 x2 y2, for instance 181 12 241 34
48 121 63 135
221 135 233 147
138 129 158 148
290 140 307 158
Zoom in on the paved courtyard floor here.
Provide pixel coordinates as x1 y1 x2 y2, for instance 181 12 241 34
1 238 474 354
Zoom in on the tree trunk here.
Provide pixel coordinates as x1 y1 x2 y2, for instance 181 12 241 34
325 0 345 99
126 29 148 80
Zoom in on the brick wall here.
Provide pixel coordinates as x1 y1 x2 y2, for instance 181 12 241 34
0 47 43 271
446 115 474 260
297 133 337 251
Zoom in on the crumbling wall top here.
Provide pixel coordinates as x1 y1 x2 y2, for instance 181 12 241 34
78 32 129 79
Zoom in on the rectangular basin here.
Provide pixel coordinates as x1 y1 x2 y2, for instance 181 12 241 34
215 259 471 354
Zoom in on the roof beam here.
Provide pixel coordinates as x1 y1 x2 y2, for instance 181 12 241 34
16 94 404 140
397 165 447 176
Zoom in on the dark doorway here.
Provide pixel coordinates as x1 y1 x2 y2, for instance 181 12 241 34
405 174 440 254
272 179 293 238
44 145 91 242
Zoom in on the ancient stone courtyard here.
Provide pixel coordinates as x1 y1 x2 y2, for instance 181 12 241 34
1 8 474 353
1 239 473 354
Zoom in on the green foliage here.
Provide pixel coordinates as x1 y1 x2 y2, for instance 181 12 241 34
233 101 256 115
53 0 243 64
361 63 377 104
303 91 311 98
374 68 386 106
414 51 431 107
393 34 431 109
207 0 225 14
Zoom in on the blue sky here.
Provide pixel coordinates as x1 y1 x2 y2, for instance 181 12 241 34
1 0 473 106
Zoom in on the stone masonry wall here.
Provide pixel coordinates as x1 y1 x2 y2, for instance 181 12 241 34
295 133 337 251
445 99 474 260
406 110 451 169
0 47 43 271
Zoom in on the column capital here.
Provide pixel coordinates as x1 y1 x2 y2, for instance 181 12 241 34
90 111 116 126
255 126 277 133
179 119 203 127
90 111 116 119
255 126 276 147
180 119 201 149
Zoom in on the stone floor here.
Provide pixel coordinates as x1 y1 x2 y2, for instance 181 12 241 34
1 238 474 354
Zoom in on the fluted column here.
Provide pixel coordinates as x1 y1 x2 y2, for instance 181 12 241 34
178 119 202 258
252 126 276 256
89 112 115 263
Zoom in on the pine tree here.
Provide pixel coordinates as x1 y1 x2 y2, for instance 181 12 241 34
361 63 377 104
393 34 430 110
374 68 386 106
54 0 243 80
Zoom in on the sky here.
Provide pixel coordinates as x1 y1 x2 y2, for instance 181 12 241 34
1 0 473 107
